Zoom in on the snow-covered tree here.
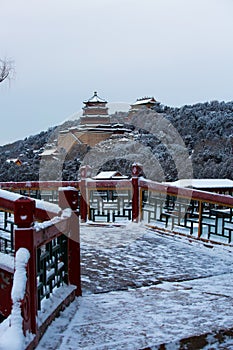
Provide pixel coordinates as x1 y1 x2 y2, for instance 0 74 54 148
0 58 14 83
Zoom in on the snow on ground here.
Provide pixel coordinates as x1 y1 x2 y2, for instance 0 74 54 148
80 222 233 294
38 278 233 350
36 223 233 349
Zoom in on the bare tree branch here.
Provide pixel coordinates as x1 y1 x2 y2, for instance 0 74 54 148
0 58 14 83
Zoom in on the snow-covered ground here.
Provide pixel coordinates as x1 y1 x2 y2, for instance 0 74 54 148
36 223 233 349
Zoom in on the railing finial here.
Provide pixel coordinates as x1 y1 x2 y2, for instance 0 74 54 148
14 197 35 228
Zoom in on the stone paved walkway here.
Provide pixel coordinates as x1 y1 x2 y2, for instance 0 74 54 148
80 223 233 294
37 223 233 349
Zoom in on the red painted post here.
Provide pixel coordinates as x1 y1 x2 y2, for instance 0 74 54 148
79 165 92 222
14 197 35 228
131 163 143 222
58 188 82 296
14 197 37 334
58 187 79 211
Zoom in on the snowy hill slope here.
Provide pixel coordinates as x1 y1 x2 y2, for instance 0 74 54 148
0 100 232 181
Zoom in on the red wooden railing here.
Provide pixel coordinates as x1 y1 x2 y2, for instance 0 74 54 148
0 164 233 347
139 178 233 240
0 188 81 350
85 164 233 243
0 164 233 243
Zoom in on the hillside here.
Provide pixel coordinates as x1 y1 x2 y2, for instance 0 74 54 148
164 100 233 179
83 101 233 181
0 128 55 181
0 100 232 182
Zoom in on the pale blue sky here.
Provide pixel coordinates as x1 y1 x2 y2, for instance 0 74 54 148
1 0 233 145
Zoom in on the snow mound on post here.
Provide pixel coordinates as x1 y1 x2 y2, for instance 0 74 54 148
0 248 30 350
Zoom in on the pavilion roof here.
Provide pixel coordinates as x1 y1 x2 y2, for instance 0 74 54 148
84 91 107 104
131 97 157 106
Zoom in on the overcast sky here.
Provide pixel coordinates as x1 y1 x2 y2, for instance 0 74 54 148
1 0 233 145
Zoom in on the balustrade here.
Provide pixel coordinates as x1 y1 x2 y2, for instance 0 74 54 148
0 167 233 349
0 211 15 254
88 188 132 222
0 168 232 246
0 187 81 349
140 179 233 243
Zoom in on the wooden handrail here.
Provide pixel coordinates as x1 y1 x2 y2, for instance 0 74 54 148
0 181 80 189
86 179 132 189
0 189 61 221
139 179 233 208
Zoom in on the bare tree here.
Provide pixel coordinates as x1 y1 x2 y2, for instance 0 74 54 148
0 58 14 83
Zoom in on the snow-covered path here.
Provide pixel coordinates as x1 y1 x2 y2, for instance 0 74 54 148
37 223 233 349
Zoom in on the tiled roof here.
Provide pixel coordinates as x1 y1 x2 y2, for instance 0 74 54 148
84 91 107 104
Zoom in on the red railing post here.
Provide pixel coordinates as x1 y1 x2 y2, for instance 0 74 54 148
14 197 37 334
80 165 92 222
58 187 79 211
131 163 143 222
59 188 82 296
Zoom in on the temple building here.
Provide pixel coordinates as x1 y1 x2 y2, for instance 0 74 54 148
81 91 110 125
58 92 131 152
128 96 159 118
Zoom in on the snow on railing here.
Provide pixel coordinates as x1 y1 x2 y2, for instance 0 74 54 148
0 188 62 255
0 164 233 243
0 188 61 220
0 181 80 206
0 187 81 349
0 248 30 350
0 181 80 190
139 178 233 243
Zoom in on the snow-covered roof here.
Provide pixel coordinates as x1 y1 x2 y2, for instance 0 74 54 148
131 97 156 106
165 179 233 189
93 171 128 180
6 158 22 164
76 123 131 133
84 91 107 104
40 148 58 156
